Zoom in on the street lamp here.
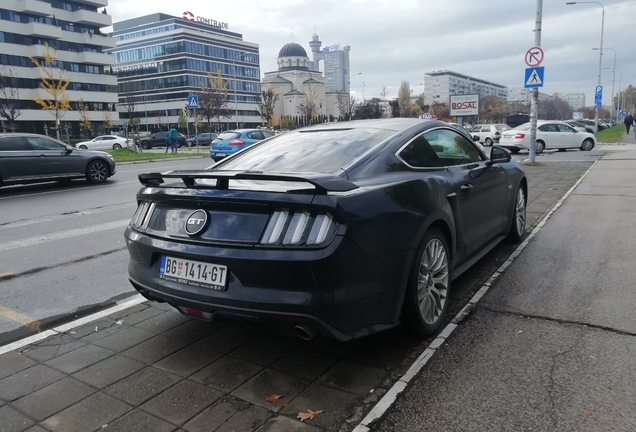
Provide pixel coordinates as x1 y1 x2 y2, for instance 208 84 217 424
232 52 254 129
566 1 604 131
594 47 615 122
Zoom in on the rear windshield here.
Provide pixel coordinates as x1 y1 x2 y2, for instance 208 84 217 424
495 125 510 131
215 128 395 173
217 132 240 140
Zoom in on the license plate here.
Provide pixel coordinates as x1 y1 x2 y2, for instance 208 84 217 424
215 152 226 157
159 256 228 291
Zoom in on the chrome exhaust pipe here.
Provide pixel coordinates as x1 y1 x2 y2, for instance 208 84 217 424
293 323 318 340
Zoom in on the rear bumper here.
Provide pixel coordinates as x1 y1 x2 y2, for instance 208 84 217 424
125 228 409 340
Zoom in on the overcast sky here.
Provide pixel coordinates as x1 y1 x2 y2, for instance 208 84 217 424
107 0 635 106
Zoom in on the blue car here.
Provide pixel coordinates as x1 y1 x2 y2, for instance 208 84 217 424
210 129 274 161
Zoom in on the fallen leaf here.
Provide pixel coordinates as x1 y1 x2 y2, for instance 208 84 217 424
265 394 282 403
584 409 593 417
397 373 404 378
115 320 123 325
297 409 324 422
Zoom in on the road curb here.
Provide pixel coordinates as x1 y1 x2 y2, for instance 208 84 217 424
117 155 208 165
352 159 600 432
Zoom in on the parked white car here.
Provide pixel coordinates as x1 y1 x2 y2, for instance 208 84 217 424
470 124 510 146
499 121 596 154
76 135 129 150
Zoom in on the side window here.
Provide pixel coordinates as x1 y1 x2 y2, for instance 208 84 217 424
482 126 491 132
424 129 483 166
104 136 116 140
398 134 443 168
0 137 28 151
539 124 557 132
247 131 262 139
557 124 574 133
262 131 274 138
471 126 481 132
26 137 67 150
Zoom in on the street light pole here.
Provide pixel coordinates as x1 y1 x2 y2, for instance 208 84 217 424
143 86 148 132
596 47 615 122
566 1 604 131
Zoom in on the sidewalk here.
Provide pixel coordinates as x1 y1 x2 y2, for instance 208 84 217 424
371 151 636 431
0 161 597 432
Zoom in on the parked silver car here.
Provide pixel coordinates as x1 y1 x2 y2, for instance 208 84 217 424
0 133 116 187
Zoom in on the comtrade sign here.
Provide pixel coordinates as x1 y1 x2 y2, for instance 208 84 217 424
183 11 229 29
449 94 479 116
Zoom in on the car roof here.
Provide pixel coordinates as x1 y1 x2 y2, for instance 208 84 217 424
298 118 431 132
0 133 52 138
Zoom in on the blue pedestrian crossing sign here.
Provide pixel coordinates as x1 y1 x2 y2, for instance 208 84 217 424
187 95 199 109
594 86 603 108
524 67 544 88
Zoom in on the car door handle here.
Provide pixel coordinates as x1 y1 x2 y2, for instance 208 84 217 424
460 184 473 191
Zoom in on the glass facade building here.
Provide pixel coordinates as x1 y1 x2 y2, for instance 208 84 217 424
109 13 261 132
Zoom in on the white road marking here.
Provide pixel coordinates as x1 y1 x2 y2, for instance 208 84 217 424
0 203 136 230
353 160 600 432
0 219 130 252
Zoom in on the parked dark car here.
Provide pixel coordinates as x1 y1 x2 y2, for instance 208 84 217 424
187 133 217 146
0 133 116 187
139 131 187 149
125 119 527 341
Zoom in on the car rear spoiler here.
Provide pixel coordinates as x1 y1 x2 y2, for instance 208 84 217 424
138 170 359 194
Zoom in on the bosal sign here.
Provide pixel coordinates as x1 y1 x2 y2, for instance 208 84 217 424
183 11 229 29
449 94 479 116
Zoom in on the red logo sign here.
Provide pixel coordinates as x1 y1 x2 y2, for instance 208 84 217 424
451 102 477 110
182 11 194 22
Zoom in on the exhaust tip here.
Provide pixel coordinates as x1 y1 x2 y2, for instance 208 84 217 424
293 324 318 341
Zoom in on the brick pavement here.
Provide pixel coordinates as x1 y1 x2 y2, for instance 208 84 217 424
0 161 594 432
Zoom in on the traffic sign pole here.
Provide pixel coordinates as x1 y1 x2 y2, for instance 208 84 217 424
528 0 543 164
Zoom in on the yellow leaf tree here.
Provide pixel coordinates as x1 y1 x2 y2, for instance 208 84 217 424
103 112 114 132
78 99 91 138
29 43 71 140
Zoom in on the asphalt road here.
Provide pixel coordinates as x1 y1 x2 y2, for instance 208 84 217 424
0 157 212 344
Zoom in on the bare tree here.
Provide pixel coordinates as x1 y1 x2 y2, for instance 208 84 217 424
197 71 231 132
297 83 320 126
257 88 280 127
380 85 389 101
118 81 141 152
397 81 413 117
0 67 22 131
336 91 357 121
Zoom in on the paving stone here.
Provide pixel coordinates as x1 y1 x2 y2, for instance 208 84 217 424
232 369 309 412
215 404 271 432
41 392 131 432
73 354 145 388
0 405 35 431
0 364 66 401
102 409 177 432
141 379 222 425
0 351 37 380
113 305 165 326
281 383 360 430
346 331 422 371
122 335 191 364
255 416 322 432
12 377 96 421
44 344 115 374
92 326 156 352
230 334 295 366
270 348 338 381
318 359 386 396
153 345 222 377
134 311 192 333
111 304 154 321
21 334 86 362
181 396 242 432
190 356 262 393
161 319 223 345
74 318 127 343
297 337 354 357
194 324 261 354
23 426 50 432
104 367 180 406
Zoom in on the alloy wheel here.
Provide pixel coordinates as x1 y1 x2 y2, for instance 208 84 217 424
536 141 545 154
89 161 108 182
113 144 122 149
515 187 526 236
417 239 449 325
581 139 594 151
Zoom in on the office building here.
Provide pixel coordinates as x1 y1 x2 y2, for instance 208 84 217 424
109 13 261 131
308 34 350 93
424 70 507 105
507 88 551 105
0 0 117 135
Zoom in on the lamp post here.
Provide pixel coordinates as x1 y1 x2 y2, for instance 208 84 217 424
142 86 149 132
349 72 362 98
595 47 615 122
566 1 604 131
615 68 622 120
232 52 253 129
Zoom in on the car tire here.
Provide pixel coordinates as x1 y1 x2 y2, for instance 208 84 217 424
580 138 595 151
485 138 493 146
113 143 122 149
85 160 110 184
403 227 451 337
536 140 545 154
507 185 526 243
141 142 150 150
79 145 88 149
510 148 520 154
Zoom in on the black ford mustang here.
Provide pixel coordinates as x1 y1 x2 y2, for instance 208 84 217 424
125 119 527 341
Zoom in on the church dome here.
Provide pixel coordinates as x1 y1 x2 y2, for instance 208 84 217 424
278 43 308 58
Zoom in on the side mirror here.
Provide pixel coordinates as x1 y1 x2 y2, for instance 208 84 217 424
489 146 511 164
473 135 480 141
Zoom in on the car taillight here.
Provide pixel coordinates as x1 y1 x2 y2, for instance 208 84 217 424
229 140 245 146
515 133 525 139
130 201 155 230
260 210 336 246
495 131 500 136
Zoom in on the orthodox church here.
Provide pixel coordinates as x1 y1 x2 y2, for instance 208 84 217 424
261 38 343 122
